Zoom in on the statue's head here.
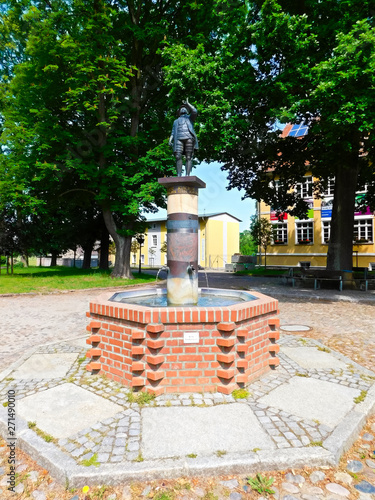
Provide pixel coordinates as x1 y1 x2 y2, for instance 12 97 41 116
179 107 188 116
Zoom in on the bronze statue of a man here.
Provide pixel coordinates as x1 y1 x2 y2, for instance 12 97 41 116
169 99 199 176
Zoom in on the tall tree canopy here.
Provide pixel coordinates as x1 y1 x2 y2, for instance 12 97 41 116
222 0 375 271
165 0 375 271
0 0 229 277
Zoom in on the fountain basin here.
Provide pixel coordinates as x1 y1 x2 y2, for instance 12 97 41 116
86 288 280 395
109 288 257 307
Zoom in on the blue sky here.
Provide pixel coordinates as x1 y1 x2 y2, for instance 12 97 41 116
148 161 256 232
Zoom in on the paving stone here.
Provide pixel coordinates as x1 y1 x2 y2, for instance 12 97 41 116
220 479 239 489
347 460 364 473
28 470 39 482
301 486 323 496
354 481 375 494
362 433 374 442
141 485 152 496
366 459 375 469
282 495 300 500
229 493 243 500
16 463 28 472
32 491 47 500
285 474 305 485
121 485 132 499
282 483 300 494
301 495 321 500
14 483 25 494
334 472 353 485
129 429 140 436
64 442 76 452
325 483 350 497
97 453 110 463
127 441 140 452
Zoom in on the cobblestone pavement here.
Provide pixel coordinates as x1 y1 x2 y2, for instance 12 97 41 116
3 334 371 466
0 275 375 499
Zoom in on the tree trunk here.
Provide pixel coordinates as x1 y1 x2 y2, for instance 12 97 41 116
326 164 359 271
99 222 110 270
264 246 267 269
50 251 58 266
21 254 29 267
102 206 133 279
82 242 93 269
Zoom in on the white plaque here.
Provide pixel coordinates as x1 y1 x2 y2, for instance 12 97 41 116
183 331 200 344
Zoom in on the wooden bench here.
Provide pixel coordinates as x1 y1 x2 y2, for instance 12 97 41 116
300 269 344 291
353 267 375 291
282 267 375 291
281 267 302 287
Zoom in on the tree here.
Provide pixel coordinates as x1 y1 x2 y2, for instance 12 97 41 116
240 229 257 256
221 0 375 271
250 216 273 269
1 0 227 278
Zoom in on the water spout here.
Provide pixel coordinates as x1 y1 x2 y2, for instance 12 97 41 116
156 265 169 282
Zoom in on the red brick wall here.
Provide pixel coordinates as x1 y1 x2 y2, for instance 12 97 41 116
86 291 280 395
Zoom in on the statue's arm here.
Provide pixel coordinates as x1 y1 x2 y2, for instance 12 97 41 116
184 99 197 122
169 122 175 147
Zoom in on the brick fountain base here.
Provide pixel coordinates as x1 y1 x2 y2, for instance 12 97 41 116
86 289 280 396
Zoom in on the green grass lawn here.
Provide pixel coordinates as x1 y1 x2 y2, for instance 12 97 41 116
0 266 156 294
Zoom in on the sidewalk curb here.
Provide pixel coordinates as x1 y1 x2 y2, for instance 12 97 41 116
0 405 336 487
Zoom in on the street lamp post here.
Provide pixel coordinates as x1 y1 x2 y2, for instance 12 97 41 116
136 234 145 274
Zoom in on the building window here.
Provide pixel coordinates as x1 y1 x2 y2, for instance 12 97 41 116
152 235 157 246
322 221 331 243
272 223 288 244
354 219 373 243
296 221 314 244
270 179 284 193
295 176 313 199
324 178 335 197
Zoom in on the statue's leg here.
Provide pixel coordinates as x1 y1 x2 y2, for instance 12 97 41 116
174 140 184 176
185 139 194 176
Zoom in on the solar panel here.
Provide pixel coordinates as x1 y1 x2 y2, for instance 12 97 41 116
287 124 308 137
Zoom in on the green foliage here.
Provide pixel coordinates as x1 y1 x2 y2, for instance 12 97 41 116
215 450 227 457
247 473 275 495
126 390 155 406
1 0 227 278
250 217 273 248
239 230 257 256
354 390 368 404
154 492 176 500
81 453 100 467
250 216 273 268
232 388 250 399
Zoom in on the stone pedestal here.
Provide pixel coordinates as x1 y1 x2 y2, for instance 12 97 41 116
158 176 206 306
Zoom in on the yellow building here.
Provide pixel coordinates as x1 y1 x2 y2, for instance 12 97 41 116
133 212 241 269
258 174 375 268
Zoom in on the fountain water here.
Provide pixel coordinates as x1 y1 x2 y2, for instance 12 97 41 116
86 176 280 395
